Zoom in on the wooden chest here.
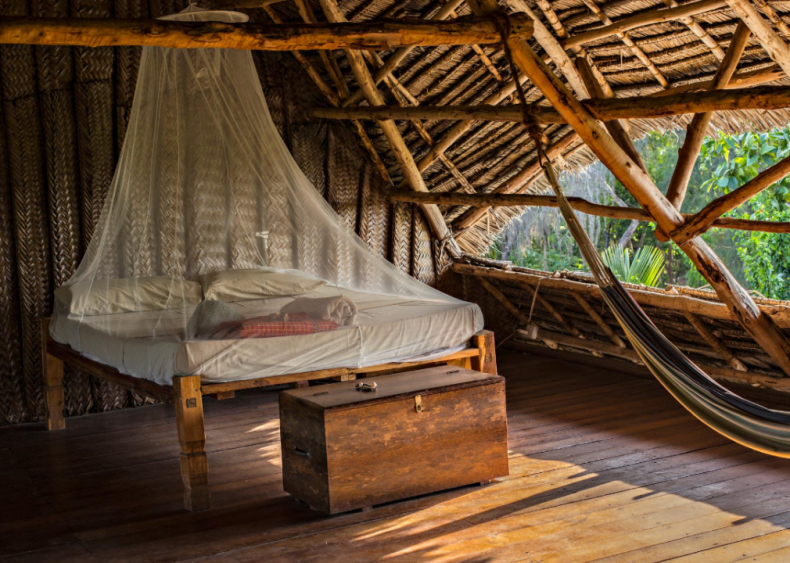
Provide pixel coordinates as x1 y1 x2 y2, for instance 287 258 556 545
279 366 508 514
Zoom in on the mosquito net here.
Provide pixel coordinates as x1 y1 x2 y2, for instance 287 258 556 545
49 7 483 385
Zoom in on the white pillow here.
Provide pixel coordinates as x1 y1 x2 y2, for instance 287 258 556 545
55 277 202 316
199 269 326 302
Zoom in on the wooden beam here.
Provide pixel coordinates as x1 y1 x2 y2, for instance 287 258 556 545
0 15 532 51
318 0 461 257
393 190 790 234
564 0 727 49
311 85 790 123
724 0 790 78
453 131 580 233
576 56 647 174
665 21 750 210
671 153 790 244
649 63 784 97
471 3 790 376
516 326 790 392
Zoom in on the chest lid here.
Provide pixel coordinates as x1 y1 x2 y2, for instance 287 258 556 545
282 366 502 411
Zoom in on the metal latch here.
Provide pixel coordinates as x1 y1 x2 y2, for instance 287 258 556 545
415 395 423 413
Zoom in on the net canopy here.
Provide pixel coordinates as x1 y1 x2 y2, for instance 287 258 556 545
50 7 482 385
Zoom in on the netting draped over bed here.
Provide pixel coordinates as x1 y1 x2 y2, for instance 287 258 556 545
49 7 482 385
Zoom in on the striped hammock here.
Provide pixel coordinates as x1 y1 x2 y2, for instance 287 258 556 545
540 153 790 459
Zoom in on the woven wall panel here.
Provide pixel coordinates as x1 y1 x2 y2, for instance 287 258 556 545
358 164 389 259
412 210 436 287
115 0 146 152
391 202 413 274
1 51 52 421
73 0 131 412
0 102 26 426
434 239 461 299
34 0 94 416
328 124 363 287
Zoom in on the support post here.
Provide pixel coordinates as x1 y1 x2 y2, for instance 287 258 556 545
173 375 210 512
472 330 497 375
41 318 65 431
665 21 750 209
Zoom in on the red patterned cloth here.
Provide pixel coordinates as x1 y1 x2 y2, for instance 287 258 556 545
211 312 338 340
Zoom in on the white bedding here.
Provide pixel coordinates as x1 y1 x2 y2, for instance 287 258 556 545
51 285 483 385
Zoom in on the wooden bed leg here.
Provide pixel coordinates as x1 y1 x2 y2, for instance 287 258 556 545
41 319 65 431
173 375 210 512
471 330 497 375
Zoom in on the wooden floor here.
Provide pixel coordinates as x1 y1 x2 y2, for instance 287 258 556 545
2 350 790 563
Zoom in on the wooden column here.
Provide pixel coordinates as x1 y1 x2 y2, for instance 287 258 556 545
665 21 750 210
41 319 65 431
173 375 210 512
472 330 498 375
469 2 790 376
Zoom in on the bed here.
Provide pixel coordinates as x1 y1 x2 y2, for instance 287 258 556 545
41 272 497 512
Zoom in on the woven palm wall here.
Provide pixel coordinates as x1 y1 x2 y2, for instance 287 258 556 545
0 0 445 426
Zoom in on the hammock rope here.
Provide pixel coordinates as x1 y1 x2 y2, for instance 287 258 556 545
532 138 790 459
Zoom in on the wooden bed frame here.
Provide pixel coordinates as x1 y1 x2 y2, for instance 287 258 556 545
40 318 497 511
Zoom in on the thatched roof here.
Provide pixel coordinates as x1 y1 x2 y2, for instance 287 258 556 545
265 0 790 254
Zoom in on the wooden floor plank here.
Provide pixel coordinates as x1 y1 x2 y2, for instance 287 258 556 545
0 350 787 563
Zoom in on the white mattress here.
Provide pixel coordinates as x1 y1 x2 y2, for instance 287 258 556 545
51 285 484 385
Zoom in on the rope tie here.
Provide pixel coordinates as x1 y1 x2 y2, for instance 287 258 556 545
492 14 532 126
527 278 543 325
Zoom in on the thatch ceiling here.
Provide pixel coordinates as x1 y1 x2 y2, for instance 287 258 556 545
262 0 790 254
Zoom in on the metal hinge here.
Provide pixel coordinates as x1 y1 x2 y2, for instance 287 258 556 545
415 395 422 413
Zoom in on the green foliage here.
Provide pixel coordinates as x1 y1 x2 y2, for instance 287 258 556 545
510 247 585 272
699 129 790 300
601 245 665 287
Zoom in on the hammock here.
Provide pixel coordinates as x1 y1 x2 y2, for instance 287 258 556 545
538 148 790 459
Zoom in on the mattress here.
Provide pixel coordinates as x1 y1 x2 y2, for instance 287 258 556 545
50 285 484 385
